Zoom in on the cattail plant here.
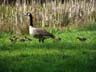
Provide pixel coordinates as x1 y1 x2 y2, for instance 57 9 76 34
0 0 96 33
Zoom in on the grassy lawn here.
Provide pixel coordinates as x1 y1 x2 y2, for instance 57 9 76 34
0 30 96 72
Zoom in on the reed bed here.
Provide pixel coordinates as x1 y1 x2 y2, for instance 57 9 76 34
0 0 96 34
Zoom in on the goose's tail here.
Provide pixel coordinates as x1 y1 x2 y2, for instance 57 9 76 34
54 36 61 40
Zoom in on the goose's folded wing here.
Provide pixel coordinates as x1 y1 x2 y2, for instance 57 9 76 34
34 28 50 35
34 28 54 37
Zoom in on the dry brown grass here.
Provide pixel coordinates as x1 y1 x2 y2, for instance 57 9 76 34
0 0 96 34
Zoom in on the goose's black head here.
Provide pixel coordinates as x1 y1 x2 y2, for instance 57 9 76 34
25 12 32 16
25 12 33 26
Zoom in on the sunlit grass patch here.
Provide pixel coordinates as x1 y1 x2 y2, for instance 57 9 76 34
0 30 96 72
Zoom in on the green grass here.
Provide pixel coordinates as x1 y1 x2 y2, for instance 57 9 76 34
0 30 96 72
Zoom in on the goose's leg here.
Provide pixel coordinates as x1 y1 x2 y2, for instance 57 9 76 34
39 38 42 42
41 38 45 43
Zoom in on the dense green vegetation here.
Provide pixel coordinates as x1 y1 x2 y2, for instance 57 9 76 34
0 29 96 72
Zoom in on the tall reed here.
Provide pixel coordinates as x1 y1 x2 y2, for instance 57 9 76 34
0 0 96 33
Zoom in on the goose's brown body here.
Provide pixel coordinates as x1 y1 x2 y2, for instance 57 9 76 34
29 26 55 42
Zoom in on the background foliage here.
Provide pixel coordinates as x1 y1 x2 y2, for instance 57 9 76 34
0 0 96 34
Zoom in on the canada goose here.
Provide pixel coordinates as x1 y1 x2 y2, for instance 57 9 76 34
19 38 26 42
25 12 61 42
18 36 32 42
77 36 87 41
9 35 32 42
9 35 18 42
24 36 32 41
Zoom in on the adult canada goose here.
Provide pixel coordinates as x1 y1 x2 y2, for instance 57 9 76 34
25 12 61 42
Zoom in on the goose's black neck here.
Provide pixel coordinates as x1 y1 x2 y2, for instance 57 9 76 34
29 14 33 26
